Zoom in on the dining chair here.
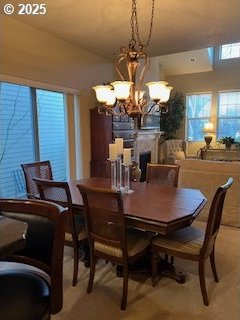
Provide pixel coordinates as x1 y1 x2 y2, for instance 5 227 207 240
77 184 151 310
21 160 53 198
33 178 87 286
146 163 180 187
0 198 68 319
151 177 234 306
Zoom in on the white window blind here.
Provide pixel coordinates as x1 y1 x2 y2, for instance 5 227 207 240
0 83 34 197
37 89 66 181
0 82 67 198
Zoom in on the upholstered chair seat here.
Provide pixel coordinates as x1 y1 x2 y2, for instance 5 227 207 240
153 226 205 256
94 229 151 258
0 270 50 320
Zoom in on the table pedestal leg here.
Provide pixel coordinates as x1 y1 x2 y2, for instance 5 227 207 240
159 256 186 283
116 254 186 284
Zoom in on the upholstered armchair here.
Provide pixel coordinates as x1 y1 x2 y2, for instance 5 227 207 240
160 139 187 164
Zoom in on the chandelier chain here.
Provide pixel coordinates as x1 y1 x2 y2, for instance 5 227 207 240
131 0 155 48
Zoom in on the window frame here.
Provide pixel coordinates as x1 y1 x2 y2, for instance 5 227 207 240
186 92 212 142
219 42 240 60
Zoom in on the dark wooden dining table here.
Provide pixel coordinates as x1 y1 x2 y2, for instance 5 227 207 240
0 216 28 259
69 177 207 282
69 177 207 235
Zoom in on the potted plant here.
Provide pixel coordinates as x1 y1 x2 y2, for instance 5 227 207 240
218 136 235 149
160 91 185 140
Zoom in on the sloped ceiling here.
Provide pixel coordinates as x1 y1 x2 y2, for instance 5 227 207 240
8 0 240 62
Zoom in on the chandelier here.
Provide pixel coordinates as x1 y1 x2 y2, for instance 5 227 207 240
93 0 173 117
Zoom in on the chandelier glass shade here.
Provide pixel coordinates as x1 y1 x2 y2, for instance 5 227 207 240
93 0 173 117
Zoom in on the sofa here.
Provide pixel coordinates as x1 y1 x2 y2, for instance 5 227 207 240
177 159 240 228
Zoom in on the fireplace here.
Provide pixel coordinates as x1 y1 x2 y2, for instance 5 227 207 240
139 150 151 181
134 130 162 165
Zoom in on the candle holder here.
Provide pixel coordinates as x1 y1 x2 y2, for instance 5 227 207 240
116 154 123 191
122 164 134 194
107 158 117 190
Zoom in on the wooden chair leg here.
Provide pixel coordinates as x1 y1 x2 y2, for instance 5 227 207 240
199 259 209 306
121 264 129 310
87 253 96 293
210 247 219 282
72 241 79 286
151 246 158 287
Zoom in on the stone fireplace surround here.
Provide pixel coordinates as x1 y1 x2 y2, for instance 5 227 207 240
133 130 162 164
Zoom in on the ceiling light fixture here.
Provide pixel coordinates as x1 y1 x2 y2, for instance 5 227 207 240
93 0 173 118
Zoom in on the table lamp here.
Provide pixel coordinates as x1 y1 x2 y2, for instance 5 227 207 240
203 122 215 149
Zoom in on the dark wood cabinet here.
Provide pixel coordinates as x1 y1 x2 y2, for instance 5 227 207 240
90 109 134 178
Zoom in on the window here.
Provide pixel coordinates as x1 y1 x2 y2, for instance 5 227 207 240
0 82 67 198
220 42 240 60
217 91 240 139
186 93 212 141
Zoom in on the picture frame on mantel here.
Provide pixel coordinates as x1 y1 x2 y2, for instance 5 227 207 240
139 114 160 130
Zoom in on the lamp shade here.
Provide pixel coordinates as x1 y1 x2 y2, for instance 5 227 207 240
110 81 133 100
146 81 171 101
160 86 173 103
105 90 116 106
93 85 112 103
203 122 215 134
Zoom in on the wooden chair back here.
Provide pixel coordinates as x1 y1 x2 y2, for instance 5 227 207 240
0 198 67 314
33 178 77 238
21 161 53 198
146 163 180 187
201 177 233 257
78 185 127 262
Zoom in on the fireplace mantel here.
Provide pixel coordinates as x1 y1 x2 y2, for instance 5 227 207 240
134 130 163 164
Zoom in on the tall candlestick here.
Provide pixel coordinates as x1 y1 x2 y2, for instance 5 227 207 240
116 155 122 190
110 160 117 190
123 164 134 194
123 148 131 166
115 138 123 155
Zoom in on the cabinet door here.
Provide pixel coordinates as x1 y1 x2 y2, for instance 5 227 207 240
90 109 112 161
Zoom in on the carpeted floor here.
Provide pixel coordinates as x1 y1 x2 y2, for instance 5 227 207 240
53 221 240 320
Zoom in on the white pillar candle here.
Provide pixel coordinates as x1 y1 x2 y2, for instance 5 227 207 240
115 138 123 155
123 148 131 166
109 143 117 161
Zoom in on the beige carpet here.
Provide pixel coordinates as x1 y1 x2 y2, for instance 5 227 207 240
53 221 240 320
